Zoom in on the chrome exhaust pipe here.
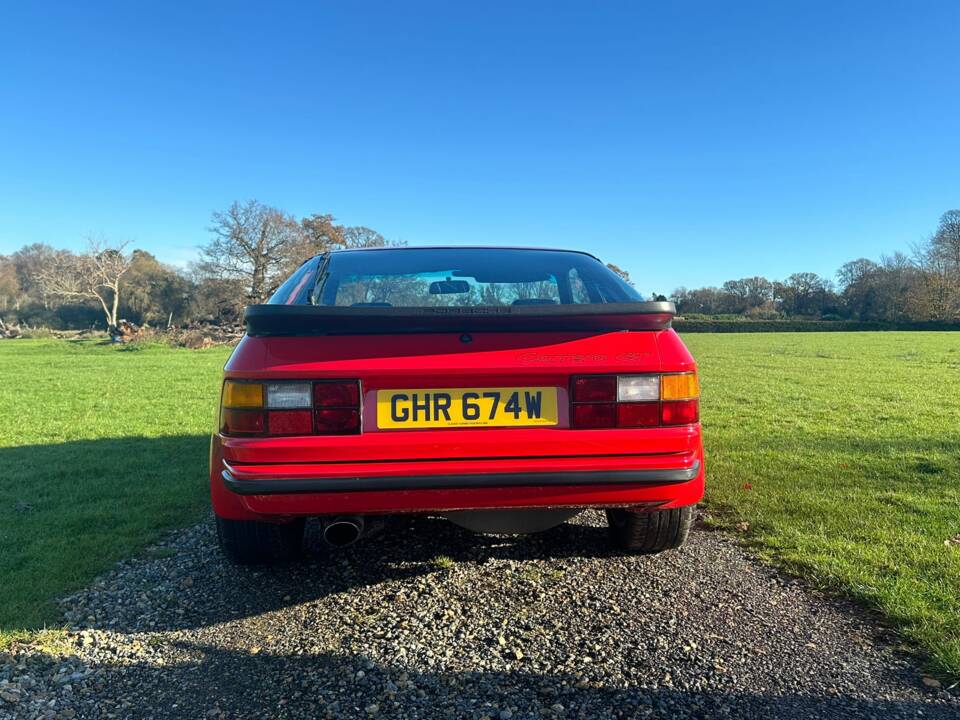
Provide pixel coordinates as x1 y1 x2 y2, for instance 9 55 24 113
321 516 364 547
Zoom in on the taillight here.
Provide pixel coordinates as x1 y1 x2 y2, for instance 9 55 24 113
220 408 265 435
616 402 660 427
220 379 362 437
571 402 617 428
315 408 361 434
267 410 313 435
572 376 617 403
314 381 361 408
223 381 263 409
265 382 312 408
314 381 361 434
661 399 699 425
661 373 700 401
570 372 699 429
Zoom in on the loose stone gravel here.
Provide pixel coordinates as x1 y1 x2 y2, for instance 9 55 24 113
1 512 957 719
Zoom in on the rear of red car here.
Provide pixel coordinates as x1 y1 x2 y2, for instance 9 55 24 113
209 247 704 563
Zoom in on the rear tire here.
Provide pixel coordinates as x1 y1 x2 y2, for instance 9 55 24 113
605 505 695 554
215 516 305 565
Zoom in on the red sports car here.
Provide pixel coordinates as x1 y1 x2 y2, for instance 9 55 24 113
210 247 704 563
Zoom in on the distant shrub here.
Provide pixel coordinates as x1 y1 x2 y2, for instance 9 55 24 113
744 305 783 321
18 327 57 339
177 330 215 350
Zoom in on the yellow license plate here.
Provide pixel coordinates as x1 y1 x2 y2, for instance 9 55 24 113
376 387 559 429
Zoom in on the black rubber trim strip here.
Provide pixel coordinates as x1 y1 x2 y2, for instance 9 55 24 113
221 461 700 495
244 301 676 336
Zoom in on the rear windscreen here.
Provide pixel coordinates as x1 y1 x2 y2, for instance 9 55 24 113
299 248 642 307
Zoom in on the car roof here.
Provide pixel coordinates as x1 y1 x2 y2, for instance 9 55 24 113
328 245 601 262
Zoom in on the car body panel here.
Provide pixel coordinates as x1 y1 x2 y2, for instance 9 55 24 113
210 327 704 522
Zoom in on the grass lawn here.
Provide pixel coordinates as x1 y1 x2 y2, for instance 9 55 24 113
1 333 958 679
684 332 960 679
0 339 230 647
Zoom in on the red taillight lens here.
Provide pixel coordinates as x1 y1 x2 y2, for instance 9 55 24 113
314 381 360 408
661 399 699 426
221 409 265 435
313 380 361 435
570 373 699 430
221 379 361 437
267 410 313 436
571 403 617 428
316 408 361 434
572 376 617 403
617 401 660 428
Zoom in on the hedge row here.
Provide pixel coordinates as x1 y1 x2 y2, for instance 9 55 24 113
673 319 960 333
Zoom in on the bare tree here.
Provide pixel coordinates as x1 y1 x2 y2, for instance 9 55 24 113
34 240 132 331
340 226 395 249
930 210 960 318
932 210 960 272
911 238 955 320
199 200 303 303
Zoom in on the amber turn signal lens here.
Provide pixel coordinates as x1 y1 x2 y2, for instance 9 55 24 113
660 373 699 401
223 381 264 408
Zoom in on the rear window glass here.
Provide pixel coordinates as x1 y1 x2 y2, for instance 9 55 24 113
303 248 641 307
266 257 322 305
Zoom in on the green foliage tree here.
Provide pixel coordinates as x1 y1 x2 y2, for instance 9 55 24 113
121 250 193 327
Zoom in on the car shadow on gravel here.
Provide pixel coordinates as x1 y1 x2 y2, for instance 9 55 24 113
69 514 626 635
52 515 960 719
55 642 960 720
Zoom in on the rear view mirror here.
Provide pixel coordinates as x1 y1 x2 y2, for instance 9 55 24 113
429 280 471 295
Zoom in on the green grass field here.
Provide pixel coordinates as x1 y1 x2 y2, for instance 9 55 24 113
684 332 960 679
0 339 231 646
1 334 958 679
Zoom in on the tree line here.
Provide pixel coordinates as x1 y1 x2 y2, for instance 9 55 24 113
0 204 958 331
0 200 398 332
671 210 960 322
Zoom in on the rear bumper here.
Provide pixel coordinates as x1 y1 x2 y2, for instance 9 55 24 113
222 461 700 495
210 436 705 519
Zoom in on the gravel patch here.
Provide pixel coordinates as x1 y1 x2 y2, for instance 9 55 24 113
1 511 957 719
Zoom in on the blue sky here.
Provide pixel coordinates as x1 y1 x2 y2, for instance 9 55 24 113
1 1 958 294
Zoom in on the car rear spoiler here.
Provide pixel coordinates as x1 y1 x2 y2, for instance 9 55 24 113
244 301 676 336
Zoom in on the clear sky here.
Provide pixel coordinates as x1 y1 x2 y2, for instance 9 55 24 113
1 1 958 294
